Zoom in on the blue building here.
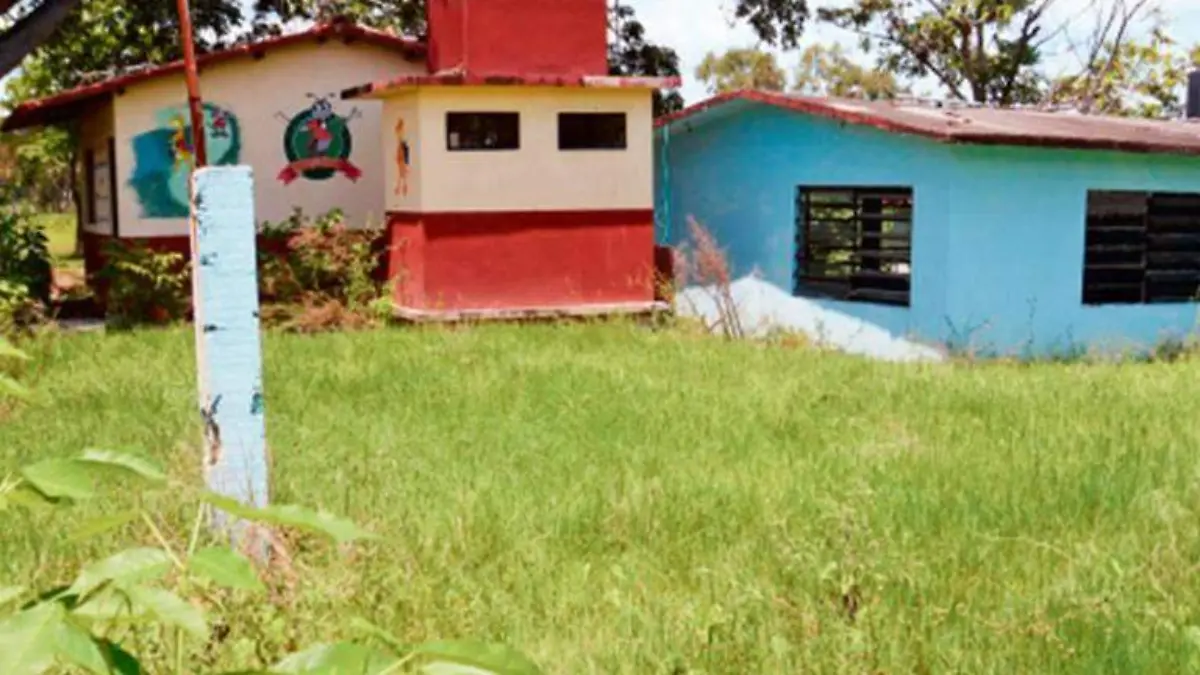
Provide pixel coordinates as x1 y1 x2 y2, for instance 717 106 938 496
654 91 1200 358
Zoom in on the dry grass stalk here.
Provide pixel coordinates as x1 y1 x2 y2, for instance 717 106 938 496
674 217 745 340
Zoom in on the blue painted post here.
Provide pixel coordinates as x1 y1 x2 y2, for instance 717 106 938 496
191 166 270 546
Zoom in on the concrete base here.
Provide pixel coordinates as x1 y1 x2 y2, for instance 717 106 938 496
393 300 670 324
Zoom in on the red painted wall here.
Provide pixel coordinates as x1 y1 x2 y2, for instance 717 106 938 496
426 0 608 77
386 210 656 311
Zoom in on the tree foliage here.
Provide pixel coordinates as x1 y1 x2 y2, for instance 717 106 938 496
730 0 811 49
793 43 904 100
696 48 787 94
5 0 244 98
818 0 1054 105
1047 10 1200 116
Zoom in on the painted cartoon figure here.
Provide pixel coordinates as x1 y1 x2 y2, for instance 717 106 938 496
275 93 363 184
210 108 230 139
168 114 193 171
394 117 411 196
304 95 337 155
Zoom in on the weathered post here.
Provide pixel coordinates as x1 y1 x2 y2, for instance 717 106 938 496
193 167 271 540
176 0 270 551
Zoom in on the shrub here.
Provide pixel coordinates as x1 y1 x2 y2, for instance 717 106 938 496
0 200 52 334
98 242 191 329
0 281 45 338
257 208 387 332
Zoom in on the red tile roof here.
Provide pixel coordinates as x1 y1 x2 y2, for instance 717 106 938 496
656 89 1200 157
1 21 424 132
342 69 681 100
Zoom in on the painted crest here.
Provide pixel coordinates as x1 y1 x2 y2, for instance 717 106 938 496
276 94 362 185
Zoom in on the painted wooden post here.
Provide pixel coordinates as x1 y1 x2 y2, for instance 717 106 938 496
192 166 270 543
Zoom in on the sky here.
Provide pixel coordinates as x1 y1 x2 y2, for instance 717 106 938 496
625 0 1200 104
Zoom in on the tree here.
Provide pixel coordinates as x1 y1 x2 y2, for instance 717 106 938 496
0 0 83 79
1046 6 1200 116
729 0 811 49
816 0 1183 109
8 0 244 98
608 1 683 116
793 43 903 100
695 48 786 94
817 0 1062 106
251 0 423 37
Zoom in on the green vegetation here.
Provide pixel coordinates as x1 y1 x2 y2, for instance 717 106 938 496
4 323 1200 672
33 213 78 268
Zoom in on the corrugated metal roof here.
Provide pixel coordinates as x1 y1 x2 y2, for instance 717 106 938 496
656 90 1200 157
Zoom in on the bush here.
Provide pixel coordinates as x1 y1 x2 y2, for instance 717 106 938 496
98 242 191 329
0 201 52 334
257 208 387 332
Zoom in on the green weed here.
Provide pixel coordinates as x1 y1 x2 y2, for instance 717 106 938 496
3 323 1200 673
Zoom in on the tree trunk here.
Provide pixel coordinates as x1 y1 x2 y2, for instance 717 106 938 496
0 0 83 79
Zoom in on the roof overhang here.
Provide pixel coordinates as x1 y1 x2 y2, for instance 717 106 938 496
2 21 424 132
342 70 682 100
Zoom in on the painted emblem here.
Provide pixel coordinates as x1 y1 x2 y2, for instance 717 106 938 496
276 93 362 185
394 117 412 196
128 103 242 219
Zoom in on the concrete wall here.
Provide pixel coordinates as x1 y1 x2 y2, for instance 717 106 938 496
384 86 654 213
111 40 423 238
944 144 1200 354
657 102 1200 357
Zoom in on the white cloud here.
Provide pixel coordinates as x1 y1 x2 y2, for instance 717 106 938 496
623 0 1200 104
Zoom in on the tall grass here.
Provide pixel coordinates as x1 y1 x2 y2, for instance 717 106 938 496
3 323 1200 673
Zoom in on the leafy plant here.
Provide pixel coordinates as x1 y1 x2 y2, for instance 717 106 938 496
257 208 388 333
0 198 53 335
0 449 544 675
0 281 46 339
98 242 191 329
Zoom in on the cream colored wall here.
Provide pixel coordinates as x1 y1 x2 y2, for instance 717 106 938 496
79 98 116 235
384 93 422 212
113 41 424 238
383 86 654 213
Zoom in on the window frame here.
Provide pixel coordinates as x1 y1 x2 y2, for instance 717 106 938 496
445 111 520 152
794 185 914 307
1083 189 1200 305
556 112 628 151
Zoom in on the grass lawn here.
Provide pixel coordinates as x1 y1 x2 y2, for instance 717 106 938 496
3 323 1200 672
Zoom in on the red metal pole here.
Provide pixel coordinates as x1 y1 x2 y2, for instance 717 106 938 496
176 0 207 168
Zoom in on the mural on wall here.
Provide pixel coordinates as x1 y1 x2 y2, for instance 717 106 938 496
276 94 362 185
128 103 242 219
394 117 412 196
